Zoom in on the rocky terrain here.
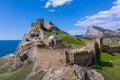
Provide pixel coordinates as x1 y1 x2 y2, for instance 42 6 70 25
84 26 120 39
0 19 104 80
43 65 104 80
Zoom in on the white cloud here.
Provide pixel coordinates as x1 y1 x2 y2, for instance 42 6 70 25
75 0 120 29
48 9 55 12
45 0 72 8
113 0 120 5
67 30 86 35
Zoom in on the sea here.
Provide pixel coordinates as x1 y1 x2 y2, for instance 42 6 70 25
0 40 21 57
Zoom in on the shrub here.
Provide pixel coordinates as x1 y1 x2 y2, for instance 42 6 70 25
19 54 28 62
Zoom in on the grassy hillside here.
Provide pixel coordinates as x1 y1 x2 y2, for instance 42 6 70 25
0 62 33 80
45 31 91 48
104 42 120 47
94 52 120 80
0 62 45 80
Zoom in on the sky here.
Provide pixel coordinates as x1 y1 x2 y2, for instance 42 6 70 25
0 0 120 40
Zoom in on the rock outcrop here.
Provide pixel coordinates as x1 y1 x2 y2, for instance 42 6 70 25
84 26 120 38
44 21 60 31
11 19 61 71
43 65 104 80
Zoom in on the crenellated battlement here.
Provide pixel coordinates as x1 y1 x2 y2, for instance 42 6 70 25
34 45 95 69
38 47 66 50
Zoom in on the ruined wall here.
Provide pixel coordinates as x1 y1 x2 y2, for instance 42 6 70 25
66 49 95 66
85 41 99 64
34 39 98 71
85 41 96 54
73 51 94 66
86 38 103 52
66 52 74 64
34 47 96 71
103 46 120 53
35 47 67 71
86 41 95 50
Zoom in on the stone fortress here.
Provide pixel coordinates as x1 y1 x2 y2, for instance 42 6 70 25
12 18 105 72
28 19 105 71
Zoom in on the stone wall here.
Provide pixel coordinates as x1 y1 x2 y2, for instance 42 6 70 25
73 50 94 66
85 41 95 51
35 47 67 71
34 46 96 71
103 46 120 53
85 38 103 52
85 41 96 58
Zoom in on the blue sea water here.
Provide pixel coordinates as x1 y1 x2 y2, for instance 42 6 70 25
0 40 21 57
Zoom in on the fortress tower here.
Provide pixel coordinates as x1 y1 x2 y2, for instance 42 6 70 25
37 18 44 28
31 18 44 29
95 38 103 51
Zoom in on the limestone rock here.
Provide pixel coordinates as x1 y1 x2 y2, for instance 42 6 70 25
43 65 104 80
22 27 45 42
44 21 60 31
84 26 120 38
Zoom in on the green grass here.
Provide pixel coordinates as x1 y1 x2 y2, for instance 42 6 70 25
94 52 120 80
0 61 45 80
45 31 91 48
0 58 14 74
104 42 120 47
0 62 33 80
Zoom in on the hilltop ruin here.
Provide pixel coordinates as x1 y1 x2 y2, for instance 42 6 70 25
11 19 105 72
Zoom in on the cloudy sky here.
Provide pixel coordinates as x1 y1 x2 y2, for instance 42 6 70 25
0 0 119 39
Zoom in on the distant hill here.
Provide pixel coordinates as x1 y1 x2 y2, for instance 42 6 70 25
84 26 120 38
73 35 83 38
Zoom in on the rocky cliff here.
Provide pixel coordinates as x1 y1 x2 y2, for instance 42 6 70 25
84 26 120 38
43 65 104 80
11 19 63 71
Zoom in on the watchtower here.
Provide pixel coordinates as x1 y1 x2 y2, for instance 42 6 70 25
95 38 103 51
31 18 44 29
37 18 44 28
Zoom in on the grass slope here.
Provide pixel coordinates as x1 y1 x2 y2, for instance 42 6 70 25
45 31 91 48
0 63 33 80
104 42 120 47
95 52 120 80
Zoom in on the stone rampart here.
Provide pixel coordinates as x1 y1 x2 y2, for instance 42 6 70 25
33 42 97 71
35 48 66 71
74 50 94 66
103 46 120 53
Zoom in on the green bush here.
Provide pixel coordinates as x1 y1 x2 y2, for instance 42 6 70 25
19 54 28 62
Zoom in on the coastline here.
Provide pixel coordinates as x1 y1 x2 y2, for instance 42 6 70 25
0 40 21 57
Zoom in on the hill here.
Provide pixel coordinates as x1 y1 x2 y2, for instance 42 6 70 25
84 26 120 38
